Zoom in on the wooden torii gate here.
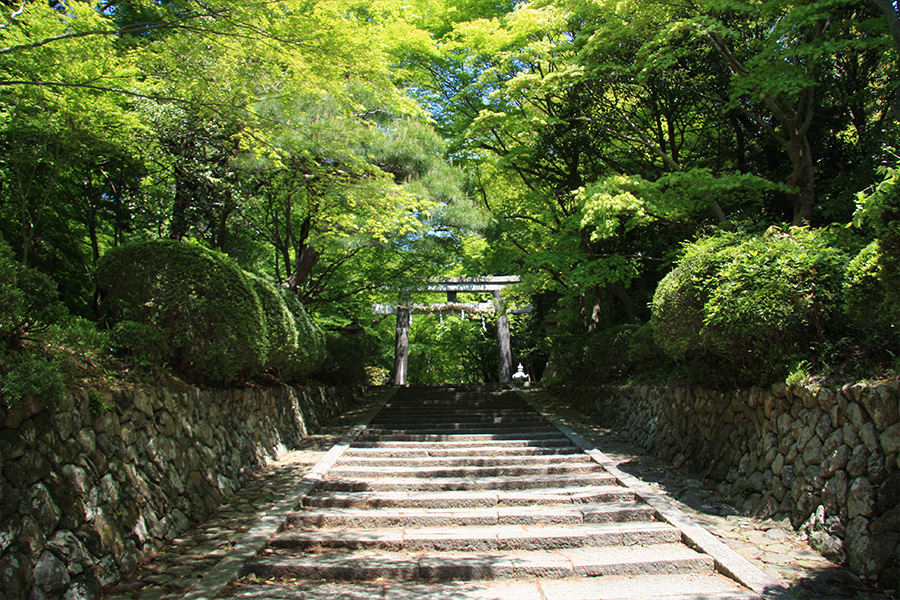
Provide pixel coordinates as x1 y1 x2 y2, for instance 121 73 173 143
373 276 528 385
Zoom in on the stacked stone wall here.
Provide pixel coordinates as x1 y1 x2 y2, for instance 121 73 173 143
557 381 900 588
0 383 363 599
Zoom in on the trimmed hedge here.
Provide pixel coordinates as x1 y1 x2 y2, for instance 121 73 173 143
651 228 848 385
97 240 268 383
280 289 327 379
246 274 300 376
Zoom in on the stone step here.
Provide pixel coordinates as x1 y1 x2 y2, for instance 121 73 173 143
225 575 761 600
286 502 658 528
351 438 575 449
371 410 542 421
341 445 581 458
334 453 591 468
353 430 567 443
243 544 714 582
270 522 681 552
316 472 618 492
325 461 603 479
360 425 560 436
302 486 637 509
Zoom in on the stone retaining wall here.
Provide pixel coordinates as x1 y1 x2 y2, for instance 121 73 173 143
556 381 900 588
0 382 364 599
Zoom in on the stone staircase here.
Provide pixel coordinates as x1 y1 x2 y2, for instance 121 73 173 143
223 386 765 599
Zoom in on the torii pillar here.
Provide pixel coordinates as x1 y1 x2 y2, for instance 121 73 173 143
494 290 513 383
393 305 410 386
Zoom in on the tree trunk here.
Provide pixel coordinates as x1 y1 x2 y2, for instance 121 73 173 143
784 134 816 225
285 244 320 291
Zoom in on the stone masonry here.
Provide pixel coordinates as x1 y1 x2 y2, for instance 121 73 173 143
556 380 900 592
0 381 363 600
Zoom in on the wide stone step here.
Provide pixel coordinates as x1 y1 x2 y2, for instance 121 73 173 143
361 425 560 436
270 522 681 551
353 430 567 442
370 411 543 422
325 461 603 479
244 544 714 581
303 486 637 509
350 438 575 449
226 575 761 600
287 502 658 528
316 472 618 492
334 453 591 468
341 445 581 458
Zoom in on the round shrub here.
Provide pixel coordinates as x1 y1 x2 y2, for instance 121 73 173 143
651 233 741 361
109 320 174 369
651 227 848 384
280 290 327 379
245 274 301 376
97 240 267 383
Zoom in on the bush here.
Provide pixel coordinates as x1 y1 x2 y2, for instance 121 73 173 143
246 274 300 376
0 350 65 410
853 161 900 334
651 227 848 385
651 233 741 361
0 240 67 409
547 323 665 384
97 240 267 384
314 330 370 385
280 290 327 379
0 240 66 351
109 321 174 369
843 241 891 334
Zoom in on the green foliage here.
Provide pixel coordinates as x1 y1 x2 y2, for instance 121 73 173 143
651 227 849 385
546 323 664 384
843 241 896 335
97 240 267 384
281 291 328 379
853 158 900 329
0 350 65 411
0 240 66 351
408 315 496 384
110 321 174 370
0 239 68 409
314 330 373 385
246 274 300 375
87 389 114 416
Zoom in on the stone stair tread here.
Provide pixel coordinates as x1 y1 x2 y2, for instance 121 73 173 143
226 574 760 600
351 439 575 449
303 485 635 508
342 446 581 457
326 463 603 479
287 502 657 528
316 474 619 492
271 521 680 550
334 454 592 467
353 431 568 442
244 544 714 581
